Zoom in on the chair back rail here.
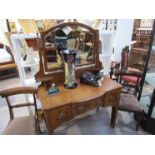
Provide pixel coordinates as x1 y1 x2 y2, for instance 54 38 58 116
0 87 38 120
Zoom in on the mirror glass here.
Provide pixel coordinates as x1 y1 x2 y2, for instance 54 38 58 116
43 25 95 70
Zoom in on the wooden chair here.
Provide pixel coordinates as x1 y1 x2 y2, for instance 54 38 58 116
116 46 143 95
111 46 144 130
114 69 144 130
0 87 40 135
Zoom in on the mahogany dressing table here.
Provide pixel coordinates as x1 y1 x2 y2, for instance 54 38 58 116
35 22 122 134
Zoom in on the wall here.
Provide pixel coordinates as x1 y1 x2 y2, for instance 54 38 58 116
113 19 134 61
18 19 38 33
0 19 10 46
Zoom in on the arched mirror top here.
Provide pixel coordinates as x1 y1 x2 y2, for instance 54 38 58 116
39 22 100 73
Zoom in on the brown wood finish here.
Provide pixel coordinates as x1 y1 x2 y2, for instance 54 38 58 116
131 47 148 68
0 86 37 97
113 46 143 96
42 23 99 72
38 77 122 134
36 22 122 134
25 38 37 51
35 22 101 84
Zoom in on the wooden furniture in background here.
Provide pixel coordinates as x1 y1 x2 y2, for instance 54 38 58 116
25 38 37 51
134 34 151 48
132 19 141 40
131 26 152 69
45 46 57 63
0 87 40 135
131 47 148 70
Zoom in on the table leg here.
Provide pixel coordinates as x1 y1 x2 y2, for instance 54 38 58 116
111 106 118 128
43 111 54 135
48 128 54 135
111 89 121 127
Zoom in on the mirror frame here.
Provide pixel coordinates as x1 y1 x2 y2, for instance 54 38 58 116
42 22 99 71
36 22 101 82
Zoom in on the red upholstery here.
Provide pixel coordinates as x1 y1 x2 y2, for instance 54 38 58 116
122 75 142 84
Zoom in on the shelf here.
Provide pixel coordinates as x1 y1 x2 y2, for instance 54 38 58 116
0 63 17 71
10 33 38 39
136 34 151 37
20 58 39 68
24 78 41 88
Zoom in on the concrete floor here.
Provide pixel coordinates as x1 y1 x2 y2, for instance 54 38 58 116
0 77 152 135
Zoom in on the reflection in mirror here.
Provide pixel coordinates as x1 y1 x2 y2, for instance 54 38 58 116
43 26 95 70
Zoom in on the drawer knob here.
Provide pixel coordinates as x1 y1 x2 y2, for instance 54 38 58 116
110 96 115 102
58 112 65 119
78 105 84 111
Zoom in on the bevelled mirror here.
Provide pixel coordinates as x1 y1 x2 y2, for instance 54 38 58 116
40 22 99 73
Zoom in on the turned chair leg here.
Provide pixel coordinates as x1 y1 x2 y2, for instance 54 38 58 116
136 112 143 131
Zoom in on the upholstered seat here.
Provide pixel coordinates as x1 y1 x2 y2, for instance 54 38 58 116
119 94 144 130
122 75 142 84
3 116 36 135
119 94 143 112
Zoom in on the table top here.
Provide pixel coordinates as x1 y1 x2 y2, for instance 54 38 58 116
38 77 122 110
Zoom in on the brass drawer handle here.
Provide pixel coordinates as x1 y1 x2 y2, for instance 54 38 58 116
78 105 84 111
58 112 65 119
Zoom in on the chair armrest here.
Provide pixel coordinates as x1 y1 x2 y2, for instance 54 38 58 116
111 62 120 70
0 87 37 97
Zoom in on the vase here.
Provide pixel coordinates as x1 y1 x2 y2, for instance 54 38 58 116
61 50 77 89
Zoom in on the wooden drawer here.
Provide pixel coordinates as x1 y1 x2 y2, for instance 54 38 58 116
71 100 98 117
50 105 71 129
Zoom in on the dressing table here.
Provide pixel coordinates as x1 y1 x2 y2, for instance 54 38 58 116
35 22 122 134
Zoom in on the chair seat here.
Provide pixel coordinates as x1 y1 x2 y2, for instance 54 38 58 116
3 116 36 135
122 75 142 84
119 94 143 112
